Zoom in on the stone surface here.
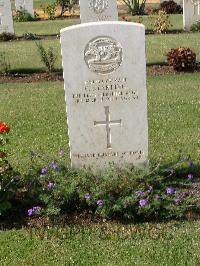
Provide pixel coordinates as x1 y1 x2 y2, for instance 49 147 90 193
80 0 118 23
15 0 34 17
60 21 148 171
183 0 200 30
0 0 14 34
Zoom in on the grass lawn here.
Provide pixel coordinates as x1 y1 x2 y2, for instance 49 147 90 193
14 19 80 36
1 32 200 72
0 73 199 173
13 14 183 36
0 221 200 265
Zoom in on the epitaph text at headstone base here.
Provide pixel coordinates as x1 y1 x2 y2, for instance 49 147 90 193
15 0 34 17
183 0 200 30
0 0 14 34
80 0 118 23
60 22 148 171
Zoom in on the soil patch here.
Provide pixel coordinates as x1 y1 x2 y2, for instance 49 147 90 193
1 66 200 84
0 72 63 84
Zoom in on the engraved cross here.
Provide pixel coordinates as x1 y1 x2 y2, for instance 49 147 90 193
94 106 122 149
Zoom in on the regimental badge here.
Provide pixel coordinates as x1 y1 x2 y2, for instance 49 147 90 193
89 0 109 14
84 36 123 75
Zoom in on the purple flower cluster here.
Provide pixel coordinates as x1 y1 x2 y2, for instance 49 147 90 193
47 181 55 191
28 206 42 216
166 187 175 195
147 186 153 194
187 173 193 181
15 175 20 181
41 167 48 175
59 149 64 156
154 194 160 200
189 161 195 169
139 199 149 208
50 160 58 170
136 191 144 197
174 198 181 204
84 193 91 200
97 199 104 206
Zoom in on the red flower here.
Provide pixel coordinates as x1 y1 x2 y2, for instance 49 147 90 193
0 122 10 133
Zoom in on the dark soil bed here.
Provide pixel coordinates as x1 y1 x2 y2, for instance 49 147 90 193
0 209 199 230
1 66 200 84
0 72 63 84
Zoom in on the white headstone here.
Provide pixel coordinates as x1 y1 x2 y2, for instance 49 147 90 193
15 0 34 17
183 0 200 30
0 0 14 34
60 21 148 171
80 0 118 23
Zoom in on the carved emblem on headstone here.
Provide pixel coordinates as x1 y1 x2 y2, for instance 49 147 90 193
89 0 108 14
84 36 123 74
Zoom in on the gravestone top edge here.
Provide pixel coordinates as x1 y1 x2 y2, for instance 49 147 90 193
60 21 145 34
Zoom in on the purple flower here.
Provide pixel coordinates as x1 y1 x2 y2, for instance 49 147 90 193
15 175 20 181
50 161 58 170
136 191 144 197
41 167 48 175
166 187 174 195
59 149 64 156
84 193 91 200
139 199 149 207
174 198 181 204
47 182 55 191
181 192 188 198
187 174 193 181
170 169 176 175
189 162 195 169
28 208 33 216
154 194 160 200
147 186 153 193
28 206 42 216
97 199 104 206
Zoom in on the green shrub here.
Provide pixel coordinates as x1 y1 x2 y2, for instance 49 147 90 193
56 0 78 16
0 52 11 75
23 151 80 216
160 0 182 14
43 3 57 20
35 42 57 73
122 0 146 15
0 32 15 42
151 10 172 34
190 20 200 32
14 8 34 22
22 152 199 221
167 47 196 71
0 122 20 216
23 32 40 40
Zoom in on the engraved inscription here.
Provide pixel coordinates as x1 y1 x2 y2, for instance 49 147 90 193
84 36 122 74
73 150 143 160
72 77 139 104
89 0 108 14
94 106 122 149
